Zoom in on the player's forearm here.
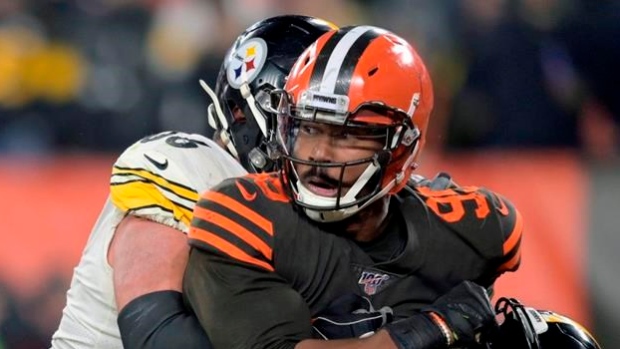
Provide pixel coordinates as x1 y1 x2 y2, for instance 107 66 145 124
295 330 397 349
118 290 213 349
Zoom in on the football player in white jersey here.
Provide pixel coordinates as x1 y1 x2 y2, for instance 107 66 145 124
50 15 337 349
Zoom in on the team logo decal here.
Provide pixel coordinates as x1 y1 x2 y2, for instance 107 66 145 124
358 271 390 296
226 38 268 88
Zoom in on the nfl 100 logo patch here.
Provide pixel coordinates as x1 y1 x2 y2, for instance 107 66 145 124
358 271 390 296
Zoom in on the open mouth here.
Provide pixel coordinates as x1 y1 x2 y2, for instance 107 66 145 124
305 176 340 197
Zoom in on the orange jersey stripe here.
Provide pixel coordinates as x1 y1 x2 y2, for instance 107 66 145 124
498 248 521 272
189 227 274 272
503 210 523 255
203 191 274 236
193 205 273 261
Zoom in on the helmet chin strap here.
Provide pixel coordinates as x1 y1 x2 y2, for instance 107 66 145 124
201 78 270 161
200 79 229 130
200 79 239 158
394 140 420 186
522 308 549 335
240 83 269 138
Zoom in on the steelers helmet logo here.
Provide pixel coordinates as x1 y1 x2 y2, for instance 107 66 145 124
226 37 268 89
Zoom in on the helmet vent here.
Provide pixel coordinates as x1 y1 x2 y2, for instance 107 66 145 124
368 66 379 77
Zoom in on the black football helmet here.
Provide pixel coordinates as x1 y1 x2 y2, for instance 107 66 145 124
201 15 337 172
486 297 602 349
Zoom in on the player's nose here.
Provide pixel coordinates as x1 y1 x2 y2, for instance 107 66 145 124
308 133 336 163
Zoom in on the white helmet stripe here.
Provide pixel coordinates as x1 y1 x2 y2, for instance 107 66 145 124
319 26 374 94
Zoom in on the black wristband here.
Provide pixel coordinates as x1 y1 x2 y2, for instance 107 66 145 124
384 313 447 349
117 290 213 349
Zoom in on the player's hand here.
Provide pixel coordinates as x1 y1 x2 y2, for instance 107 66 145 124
311 293 393 340
385 280 497 349
424 280 498 346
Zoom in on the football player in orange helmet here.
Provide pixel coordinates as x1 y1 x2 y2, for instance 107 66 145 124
274 24 434 223
185 25 522 349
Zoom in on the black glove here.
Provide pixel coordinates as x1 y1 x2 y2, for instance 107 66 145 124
311 293 393 340
385 280 498 349
424 280 498 346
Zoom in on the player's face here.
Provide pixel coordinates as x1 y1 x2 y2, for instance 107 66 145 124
292 120 384 198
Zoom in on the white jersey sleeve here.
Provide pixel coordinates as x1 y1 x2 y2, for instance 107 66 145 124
110 131 246 233
51 131 246 349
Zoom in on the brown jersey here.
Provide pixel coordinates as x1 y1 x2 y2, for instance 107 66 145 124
184 172 522 348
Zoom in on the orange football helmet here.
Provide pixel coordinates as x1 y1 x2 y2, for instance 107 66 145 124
273 25 434 222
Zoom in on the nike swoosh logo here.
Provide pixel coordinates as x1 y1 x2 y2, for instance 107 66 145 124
144 154 169 170
235 180 257 201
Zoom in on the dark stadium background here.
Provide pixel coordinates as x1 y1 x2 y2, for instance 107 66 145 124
0 0 618 348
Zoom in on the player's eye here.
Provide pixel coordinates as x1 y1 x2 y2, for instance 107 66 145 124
299 123 321 136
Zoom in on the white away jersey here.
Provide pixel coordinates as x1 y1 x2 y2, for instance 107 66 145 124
51 131 246 348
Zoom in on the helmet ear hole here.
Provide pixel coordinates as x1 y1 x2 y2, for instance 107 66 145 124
231 105 245 123
368 67 378 77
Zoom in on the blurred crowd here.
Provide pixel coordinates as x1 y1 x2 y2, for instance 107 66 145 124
1 0 619 347
0 0 618 156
